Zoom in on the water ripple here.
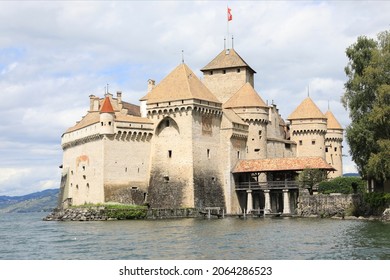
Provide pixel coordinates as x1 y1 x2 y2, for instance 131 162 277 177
1 213 389 260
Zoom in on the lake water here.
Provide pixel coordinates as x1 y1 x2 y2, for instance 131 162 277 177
0 212 389 260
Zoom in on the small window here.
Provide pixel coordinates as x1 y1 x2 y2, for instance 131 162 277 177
299 140 303 145
164 176 169 182
86 183 89 188
285 143 291 149
207 149 211 159
83 175 86 180
254 148 260 152
82 166 86 171
166 119 170 127
237 68 241 73
222 70 226 74
108 121 111 126
101 122 104 126
312 140 316 145
168 150 172 158
210 71 213 75
76 184 79 189
325 147 329 153
237 151 240 159
334 147 337 152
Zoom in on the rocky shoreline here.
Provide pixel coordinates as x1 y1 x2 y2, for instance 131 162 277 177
43 206 390 221
43 207 110 221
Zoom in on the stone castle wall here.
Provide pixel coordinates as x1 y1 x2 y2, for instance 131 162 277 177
202 67 253 103
297 192 362 217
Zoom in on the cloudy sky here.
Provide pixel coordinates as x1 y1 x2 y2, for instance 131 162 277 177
0 1 389 196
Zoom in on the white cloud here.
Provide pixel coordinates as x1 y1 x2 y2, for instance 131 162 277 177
1 1 389 195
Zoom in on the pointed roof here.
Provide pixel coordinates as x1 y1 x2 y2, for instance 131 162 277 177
100 96 115 113
288 97 326 120
145 63 221 104
223 82 267 109
201 48 256 73
325 110 343 130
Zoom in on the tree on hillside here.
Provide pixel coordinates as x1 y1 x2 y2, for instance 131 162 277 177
342 30 390 184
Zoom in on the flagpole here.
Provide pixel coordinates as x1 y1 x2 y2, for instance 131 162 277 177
227 5 229 49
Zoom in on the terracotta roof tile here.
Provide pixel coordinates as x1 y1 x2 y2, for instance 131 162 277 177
233 157 335 173
146 63 221 104
100 96 115 113
325 110 343 130
201 49 256 73
223 83 267 109
288 97 326 120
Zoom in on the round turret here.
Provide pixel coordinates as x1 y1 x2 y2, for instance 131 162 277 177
288 97 327 159
99 95 115 135
325 110 344 177
224 83 269 159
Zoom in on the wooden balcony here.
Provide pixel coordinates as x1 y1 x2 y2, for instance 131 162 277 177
235 180 300 190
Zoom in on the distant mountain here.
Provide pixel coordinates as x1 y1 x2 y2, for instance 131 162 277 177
0 189 59 213
343 173 360 177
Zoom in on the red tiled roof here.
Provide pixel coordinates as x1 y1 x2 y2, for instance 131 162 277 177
100 96 115 113
233 157 335 173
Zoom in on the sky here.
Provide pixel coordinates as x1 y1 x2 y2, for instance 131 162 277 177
0 0 389 196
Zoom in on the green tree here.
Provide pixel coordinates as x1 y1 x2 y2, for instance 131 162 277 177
297 168 327 195
342 30 390 182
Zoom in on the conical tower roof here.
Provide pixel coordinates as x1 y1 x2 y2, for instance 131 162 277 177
288 97 326 120
201 48 256 73
145 63 220 104
223 83 267 109
325 110 343 130
100 96 115 113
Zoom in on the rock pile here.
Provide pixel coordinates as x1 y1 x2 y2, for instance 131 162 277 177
43 207 109 221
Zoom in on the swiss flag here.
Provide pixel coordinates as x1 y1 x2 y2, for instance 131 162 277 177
227 7 232 21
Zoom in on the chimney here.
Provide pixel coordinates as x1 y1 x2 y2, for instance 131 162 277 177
117 91 122 103
147 79 155 93
89 95 95 111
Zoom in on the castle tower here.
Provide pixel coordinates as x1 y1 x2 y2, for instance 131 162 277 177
324 110 344 177
200 48 256 104
99 94 115 135
288 97 327 159
143 63 224 209
224 82 269 159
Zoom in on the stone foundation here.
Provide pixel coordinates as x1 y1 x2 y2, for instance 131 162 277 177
297 193 362 218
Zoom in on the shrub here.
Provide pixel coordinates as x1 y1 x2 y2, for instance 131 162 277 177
105 204 147 220
362 192 390 216
318 176 366 194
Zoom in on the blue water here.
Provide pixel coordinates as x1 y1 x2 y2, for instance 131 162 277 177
0 212 389 260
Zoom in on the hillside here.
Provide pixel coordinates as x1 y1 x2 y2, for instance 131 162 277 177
0 189 59 213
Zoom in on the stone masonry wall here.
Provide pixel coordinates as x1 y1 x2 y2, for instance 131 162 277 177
297 192 362 217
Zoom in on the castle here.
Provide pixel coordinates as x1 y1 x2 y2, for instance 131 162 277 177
58 48 343 215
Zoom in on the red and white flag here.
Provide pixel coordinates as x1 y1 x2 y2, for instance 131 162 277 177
227 7 232 21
